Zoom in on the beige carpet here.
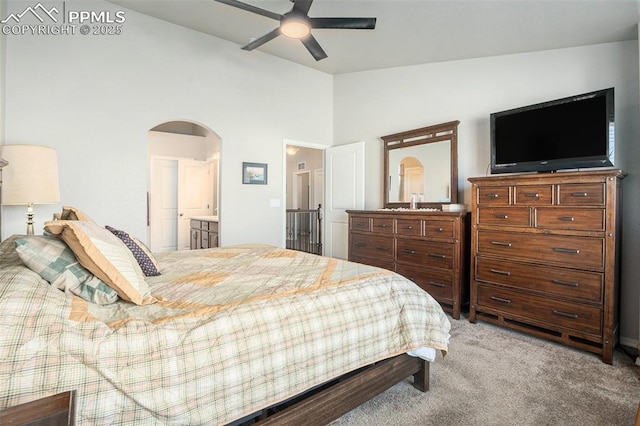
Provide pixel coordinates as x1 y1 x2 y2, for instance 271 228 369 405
336 317 640 425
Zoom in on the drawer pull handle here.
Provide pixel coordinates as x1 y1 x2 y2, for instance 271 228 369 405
429 281 446 288
486 193 499 199
490 269 511 276
401 249 416 255
524 193 540 198
552 279 579 288
491 241 512 247
376 246 390 251
406 225 413 230
429 253 446 259
553 310 579 319
559 216 575 222
355 222 365 227
494 214 509 219
572 192 588 197
490 296 511 304
378 224 388 228
553 247 579 254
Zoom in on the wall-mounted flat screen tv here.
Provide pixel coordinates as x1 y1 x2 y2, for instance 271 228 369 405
490 88 614 174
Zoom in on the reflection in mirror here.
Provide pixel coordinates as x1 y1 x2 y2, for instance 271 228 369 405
382 120 459 208
396 156 424 202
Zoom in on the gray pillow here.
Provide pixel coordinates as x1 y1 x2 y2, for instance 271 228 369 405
15 236 119 305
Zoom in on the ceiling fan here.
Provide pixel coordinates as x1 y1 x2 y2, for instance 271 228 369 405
214 0 377 61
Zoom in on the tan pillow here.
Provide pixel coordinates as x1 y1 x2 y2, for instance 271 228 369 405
60 206 95 222
44 220 155 305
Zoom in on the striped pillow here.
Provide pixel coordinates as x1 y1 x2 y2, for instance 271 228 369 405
105 226 160 276
44 220 156 305
15 236 119 305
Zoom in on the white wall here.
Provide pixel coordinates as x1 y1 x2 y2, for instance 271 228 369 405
1 0 333 247
333 41 640 346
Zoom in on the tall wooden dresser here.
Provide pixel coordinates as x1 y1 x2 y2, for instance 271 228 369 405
468 170 624 363
347 210 469 319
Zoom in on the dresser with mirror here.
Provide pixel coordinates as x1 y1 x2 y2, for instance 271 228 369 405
347 121 469 319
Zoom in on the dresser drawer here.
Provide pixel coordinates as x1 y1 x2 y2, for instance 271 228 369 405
477 207 531 227
372 218 394 234
536 208 605 231
514 185 553 205
476 186 510 205
350 216 371 232
558 183 605 206
396 263 453 301
477 284 602 336
349 254 394 271
396 218 421 236
423 219 455 240
475 257 603 303
350 234 393 261
396 239 453 270
477 230 604 270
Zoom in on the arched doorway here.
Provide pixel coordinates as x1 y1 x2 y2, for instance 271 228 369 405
147 121 221 252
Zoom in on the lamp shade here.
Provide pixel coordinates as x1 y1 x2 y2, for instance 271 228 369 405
1 144 60 205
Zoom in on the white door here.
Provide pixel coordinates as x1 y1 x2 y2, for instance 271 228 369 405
149 158 178 252
293 170 311 209
324 142 365 259
178 159 213 250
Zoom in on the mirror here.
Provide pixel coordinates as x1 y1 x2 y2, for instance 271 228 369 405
382 120 459 208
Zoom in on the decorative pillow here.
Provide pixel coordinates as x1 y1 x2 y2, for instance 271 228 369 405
60 206 95 222
15 236 119 305
44 220 156 305
105 225 160 277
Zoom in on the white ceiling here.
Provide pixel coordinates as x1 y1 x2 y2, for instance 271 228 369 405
109 0 640 75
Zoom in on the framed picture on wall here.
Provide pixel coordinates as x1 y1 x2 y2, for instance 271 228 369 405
242 162 268 185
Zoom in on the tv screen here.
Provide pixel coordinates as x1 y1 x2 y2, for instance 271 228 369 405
490 88 614 174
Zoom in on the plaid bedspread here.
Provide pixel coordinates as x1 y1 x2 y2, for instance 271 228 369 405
0 239 450 425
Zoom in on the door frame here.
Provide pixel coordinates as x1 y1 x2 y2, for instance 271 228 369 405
282 138 329 251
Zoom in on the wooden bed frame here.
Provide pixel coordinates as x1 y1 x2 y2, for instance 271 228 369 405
239 354 430 425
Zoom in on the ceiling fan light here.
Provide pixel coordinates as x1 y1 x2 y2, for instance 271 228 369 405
280 17 310 39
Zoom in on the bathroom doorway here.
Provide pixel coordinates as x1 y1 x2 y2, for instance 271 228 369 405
147 121 220 252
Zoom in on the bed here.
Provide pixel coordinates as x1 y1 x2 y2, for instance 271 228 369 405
0 218 450 425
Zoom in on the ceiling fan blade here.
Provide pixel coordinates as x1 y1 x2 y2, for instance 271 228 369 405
214 0 282 21
292 0 314 15
310 17 376 30
301 34 327 61
242 27 281 51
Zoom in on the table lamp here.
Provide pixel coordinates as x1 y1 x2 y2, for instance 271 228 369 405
1 145 60 235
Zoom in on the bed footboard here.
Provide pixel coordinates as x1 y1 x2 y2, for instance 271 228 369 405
255 354 429 426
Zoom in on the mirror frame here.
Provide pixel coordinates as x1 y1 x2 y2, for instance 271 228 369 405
382 120 459 209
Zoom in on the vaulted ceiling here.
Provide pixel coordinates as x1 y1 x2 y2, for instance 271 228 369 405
109 0 640 75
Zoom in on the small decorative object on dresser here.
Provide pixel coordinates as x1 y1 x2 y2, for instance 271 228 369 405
468 170 624 364
347 210 469 319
